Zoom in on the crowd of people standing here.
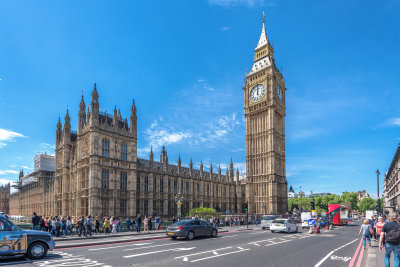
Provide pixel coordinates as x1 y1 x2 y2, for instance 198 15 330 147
31 212 163 237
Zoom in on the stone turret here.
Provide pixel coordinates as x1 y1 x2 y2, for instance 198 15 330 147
149 147 154 162
56 116 62 144
78 95 86 131
130 98 137 134
63 109 71 144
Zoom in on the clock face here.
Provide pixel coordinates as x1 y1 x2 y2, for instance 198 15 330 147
250 84 265 102
277 84 283 102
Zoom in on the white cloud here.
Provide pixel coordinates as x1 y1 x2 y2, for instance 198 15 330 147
0 128 26 149
385 118 400 126
0 78 2 81
220 26 230 31
21 166 32 170
0 170 19 175
198 79 205 83
208 0 275 7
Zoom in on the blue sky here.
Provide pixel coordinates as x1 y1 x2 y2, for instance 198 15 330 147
0 0 399 196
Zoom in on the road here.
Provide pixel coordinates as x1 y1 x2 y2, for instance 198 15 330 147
0 221 367 267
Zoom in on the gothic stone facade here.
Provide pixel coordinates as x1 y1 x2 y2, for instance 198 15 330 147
0 183 10 214
12 15 287 218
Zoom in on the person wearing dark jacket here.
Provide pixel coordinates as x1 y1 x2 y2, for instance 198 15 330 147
31 212 40 230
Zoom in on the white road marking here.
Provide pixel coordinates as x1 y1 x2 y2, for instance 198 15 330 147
124 247 195 258
89 242 153 251
59 234 166 246
220 234 238 238
123 243 178 251
314 239 357 267
175 246 233 259
190 248 250 263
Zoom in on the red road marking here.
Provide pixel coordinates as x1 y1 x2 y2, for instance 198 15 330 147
348 239 362 267
356 244 364 267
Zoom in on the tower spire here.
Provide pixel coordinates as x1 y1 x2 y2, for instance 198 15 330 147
256 11 269 49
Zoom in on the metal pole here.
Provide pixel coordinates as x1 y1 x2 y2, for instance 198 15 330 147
376 169 380 215
246 201 249 229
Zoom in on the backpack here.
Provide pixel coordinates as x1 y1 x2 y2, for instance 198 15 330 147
385 224 400 245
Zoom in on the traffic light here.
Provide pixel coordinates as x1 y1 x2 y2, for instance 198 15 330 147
311 198 315 210
242 203 248 213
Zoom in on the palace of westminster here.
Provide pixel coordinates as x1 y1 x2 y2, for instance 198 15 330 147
10 14 288 218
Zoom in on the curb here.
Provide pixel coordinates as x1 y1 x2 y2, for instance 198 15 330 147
54 228 253 249
366 240 378 267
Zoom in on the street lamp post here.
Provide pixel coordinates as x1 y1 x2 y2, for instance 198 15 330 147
174 193 184 219
376 169 380 215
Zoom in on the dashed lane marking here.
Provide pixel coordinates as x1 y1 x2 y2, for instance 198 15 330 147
123 243 178 251
220 234 238 238
124 247 196 258
89 242 154 251
314 238 358 267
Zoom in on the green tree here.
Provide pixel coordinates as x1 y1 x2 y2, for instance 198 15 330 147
358 197 376 213
189 207 218 219
341 192 359 210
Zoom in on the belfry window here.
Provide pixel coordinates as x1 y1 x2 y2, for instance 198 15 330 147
101 169 109 189
102 138 110 158
160 177 164 193
120 143 127 161
137 176 141 192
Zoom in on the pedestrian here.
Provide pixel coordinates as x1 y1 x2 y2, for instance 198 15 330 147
78 216 85 237
64 216 73 236
126 218 131 232
85 215 92 237
359 219 372 249
155 216 161 230
172 216 176 224
32 212 40 230
376 216 386 242
44 217 49 232
144 216 149 233
379 215 400 267
55 217 62 237
148 216 153 231
39 216 45 231
103 217 110 235
137 214 142 232
95 216 100 234
111 217 118 234
369 216 377 241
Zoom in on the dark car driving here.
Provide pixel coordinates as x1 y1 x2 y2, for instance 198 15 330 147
166 219 218 240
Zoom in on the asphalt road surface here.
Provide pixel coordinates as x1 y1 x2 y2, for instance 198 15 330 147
0 221 366 267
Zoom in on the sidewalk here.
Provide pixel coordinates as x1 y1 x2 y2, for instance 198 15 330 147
366 238 394 267
53 225 255 249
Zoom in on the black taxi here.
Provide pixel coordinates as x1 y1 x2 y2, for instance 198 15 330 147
0 215 55 259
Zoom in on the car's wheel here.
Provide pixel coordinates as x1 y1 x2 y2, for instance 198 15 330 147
211 229 217 238
295 227 298 233
262 227 265 230
271 230 275 233
187 231 194 240
27 242 48 260
170 236 177 240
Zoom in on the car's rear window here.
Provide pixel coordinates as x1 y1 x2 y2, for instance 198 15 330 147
272 220 286 224
263 216 273 220
173 220 189 226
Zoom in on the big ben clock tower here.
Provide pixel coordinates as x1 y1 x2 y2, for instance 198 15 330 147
244 12 287 214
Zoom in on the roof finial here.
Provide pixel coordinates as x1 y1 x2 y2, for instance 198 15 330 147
263 11 265 24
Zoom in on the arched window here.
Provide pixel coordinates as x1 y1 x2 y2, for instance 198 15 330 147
120 143 127 161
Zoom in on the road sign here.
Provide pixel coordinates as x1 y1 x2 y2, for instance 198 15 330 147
308 219 316 226
226 210 230 214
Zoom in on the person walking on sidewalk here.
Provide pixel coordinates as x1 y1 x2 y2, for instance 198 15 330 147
85 215 92 237
379 215 400 267
144 216 150 233
370 216 377 241
359 219 372 249
64 216 73 236
376 216 386 242
137 214 142 233
103 217 110 235
126 218 131 232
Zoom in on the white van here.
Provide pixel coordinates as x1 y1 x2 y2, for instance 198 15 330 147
261 215 282 230
301 212 312 228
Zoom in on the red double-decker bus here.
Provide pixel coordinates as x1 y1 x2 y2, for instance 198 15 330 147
327 204 349 225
